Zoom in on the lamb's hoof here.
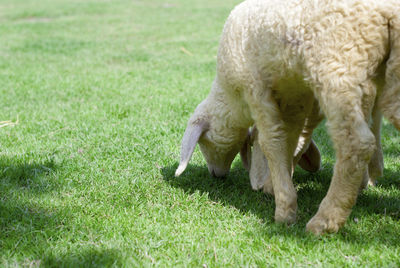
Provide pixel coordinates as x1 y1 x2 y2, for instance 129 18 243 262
275 208 296 225
306 215 341 235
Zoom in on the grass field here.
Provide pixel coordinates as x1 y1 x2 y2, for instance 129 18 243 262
0 0 399 266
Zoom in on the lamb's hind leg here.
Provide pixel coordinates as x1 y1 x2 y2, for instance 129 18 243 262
306 83 376 235
359 80 380 190
245 84 305 224
367 106 383 186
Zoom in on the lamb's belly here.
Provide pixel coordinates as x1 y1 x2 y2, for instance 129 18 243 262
270 73 315 123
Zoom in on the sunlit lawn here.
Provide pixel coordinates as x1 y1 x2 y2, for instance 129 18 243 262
0 0 399 266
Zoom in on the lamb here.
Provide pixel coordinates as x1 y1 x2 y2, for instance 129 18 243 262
176 0 400 234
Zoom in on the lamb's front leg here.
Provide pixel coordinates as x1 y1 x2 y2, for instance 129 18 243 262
306 83 376 235
258 122 300 224
245 87 302 224
368 107 383 186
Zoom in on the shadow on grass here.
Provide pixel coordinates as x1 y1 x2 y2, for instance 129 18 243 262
161 159 400 246
0 157 61 262
42 248 123 267
0 157 123 266
0 156 59 222
0 157 58 192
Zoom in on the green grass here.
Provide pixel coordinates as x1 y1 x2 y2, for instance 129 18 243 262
0 0 399 266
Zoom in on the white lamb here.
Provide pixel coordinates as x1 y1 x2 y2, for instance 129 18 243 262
175 0 400 234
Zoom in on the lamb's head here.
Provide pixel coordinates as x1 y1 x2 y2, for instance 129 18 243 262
175 99 248 178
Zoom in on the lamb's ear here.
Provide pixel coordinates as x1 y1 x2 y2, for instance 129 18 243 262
175 121 209 177
297 140 321 172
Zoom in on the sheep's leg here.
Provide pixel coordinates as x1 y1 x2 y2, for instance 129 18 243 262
259 120 301 224
245 87 304 224
380 14 400 129
248 127 274 194
378 79 400 187
359 80 381 191
379 83 400 129
367 107 383 186
306 83 376 235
